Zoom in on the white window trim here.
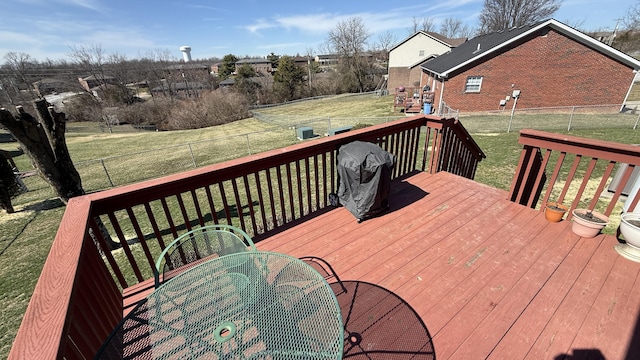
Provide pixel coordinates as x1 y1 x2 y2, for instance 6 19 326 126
465 76 483 93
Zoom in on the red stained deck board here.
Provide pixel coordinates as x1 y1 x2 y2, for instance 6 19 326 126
569 247 640 359
253 171 640 360
451 226 586 359
487 229 603 359
430 210 578 359
524 236 621 360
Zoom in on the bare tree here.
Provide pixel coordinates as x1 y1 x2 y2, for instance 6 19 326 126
439 17 474 39
624 1 640 30
326 16 373 92
478 0 560 34
374 31 398 60
0 100 83 202
409 16 436 34
1 52 39 107
69 44 110 91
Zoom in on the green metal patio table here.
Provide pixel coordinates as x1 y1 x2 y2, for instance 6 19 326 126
97 251 343 359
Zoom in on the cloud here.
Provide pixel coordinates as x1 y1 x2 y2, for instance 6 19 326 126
244 19 278 34
256 42 307 50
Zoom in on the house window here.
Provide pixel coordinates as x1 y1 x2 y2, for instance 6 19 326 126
465 76 483 93
419 50 425 57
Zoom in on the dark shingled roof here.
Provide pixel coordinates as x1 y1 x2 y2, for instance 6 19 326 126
420 18 640 77
421 22 543 76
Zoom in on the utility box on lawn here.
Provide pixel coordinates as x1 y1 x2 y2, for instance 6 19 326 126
296 127 314 140
328 126 352 136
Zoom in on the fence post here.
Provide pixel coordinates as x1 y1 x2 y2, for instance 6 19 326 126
188 144 197 168
567 106 575 131
635 112 640 130
100 159 115 187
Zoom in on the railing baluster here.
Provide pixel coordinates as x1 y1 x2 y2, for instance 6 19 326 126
605 164 635 216
144 202 168 261
231 178 247 233
321 153 328 208
204 185 220 224
254 171 268 232
276 165 287 224
89 218 128 288
591 162 616 212
295 160 304 216
160 198 179 239
242 174 258 236
191 189 206 228
304 157 312 213
568 158 598 214
313 155 320 211
107 212 144 282
218 182 232 225
175 193 191 232
557 155 581 206
126 207 155 268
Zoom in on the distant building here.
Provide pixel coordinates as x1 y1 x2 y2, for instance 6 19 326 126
387 31 466 92
419 19 640 113
77 75 117 92
235 58 274 75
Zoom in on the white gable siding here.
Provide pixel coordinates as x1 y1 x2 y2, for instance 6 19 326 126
388 33 452 68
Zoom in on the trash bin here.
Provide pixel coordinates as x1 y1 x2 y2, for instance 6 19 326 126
423 103 432 114
334 141 396 222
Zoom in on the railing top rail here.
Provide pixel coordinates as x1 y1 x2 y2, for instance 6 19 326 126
445 119 486 160
519 129 640 165
9 196 92 360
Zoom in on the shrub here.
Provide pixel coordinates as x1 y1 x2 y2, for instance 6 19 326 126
162 90 251 130
111 98 173 125
62 93 103 122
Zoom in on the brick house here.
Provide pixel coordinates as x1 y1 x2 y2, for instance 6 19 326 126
420 19 640 114
235 58 274 75
388 31 466 92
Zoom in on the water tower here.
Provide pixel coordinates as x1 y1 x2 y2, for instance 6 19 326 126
180 46 192 62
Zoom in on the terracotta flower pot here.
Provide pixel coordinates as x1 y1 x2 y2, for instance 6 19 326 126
544 202 568 222
571 209 609 238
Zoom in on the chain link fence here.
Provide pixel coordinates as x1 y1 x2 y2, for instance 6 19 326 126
458 103 640 133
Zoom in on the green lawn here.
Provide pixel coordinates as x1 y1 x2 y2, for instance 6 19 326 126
0 93 638 359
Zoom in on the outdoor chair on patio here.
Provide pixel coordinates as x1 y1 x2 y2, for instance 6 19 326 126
154 224 256 288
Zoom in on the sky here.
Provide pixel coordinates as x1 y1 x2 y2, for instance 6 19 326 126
1 0 636 63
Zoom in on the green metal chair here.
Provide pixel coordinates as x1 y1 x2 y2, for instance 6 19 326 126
154 224 256 288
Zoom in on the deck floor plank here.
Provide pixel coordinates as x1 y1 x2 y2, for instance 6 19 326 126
569 249 640 359
523 236 620 360
431 209 579 359
253 171 640 360
487 229 603 359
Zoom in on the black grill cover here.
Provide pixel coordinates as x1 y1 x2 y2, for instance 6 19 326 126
336 141 396 222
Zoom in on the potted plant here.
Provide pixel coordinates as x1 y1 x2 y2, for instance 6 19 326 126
616 212 640 262
571 209 609 238
544 202 568 222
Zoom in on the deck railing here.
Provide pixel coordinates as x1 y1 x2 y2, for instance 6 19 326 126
9 115 485 360
509 129 640 218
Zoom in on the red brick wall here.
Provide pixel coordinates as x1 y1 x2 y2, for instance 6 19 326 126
424 29 636 112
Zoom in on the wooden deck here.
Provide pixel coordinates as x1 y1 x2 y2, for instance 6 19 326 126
255 171 640 360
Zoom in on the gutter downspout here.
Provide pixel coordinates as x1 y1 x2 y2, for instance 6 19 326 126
621 69 639 113
438 75 446 116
